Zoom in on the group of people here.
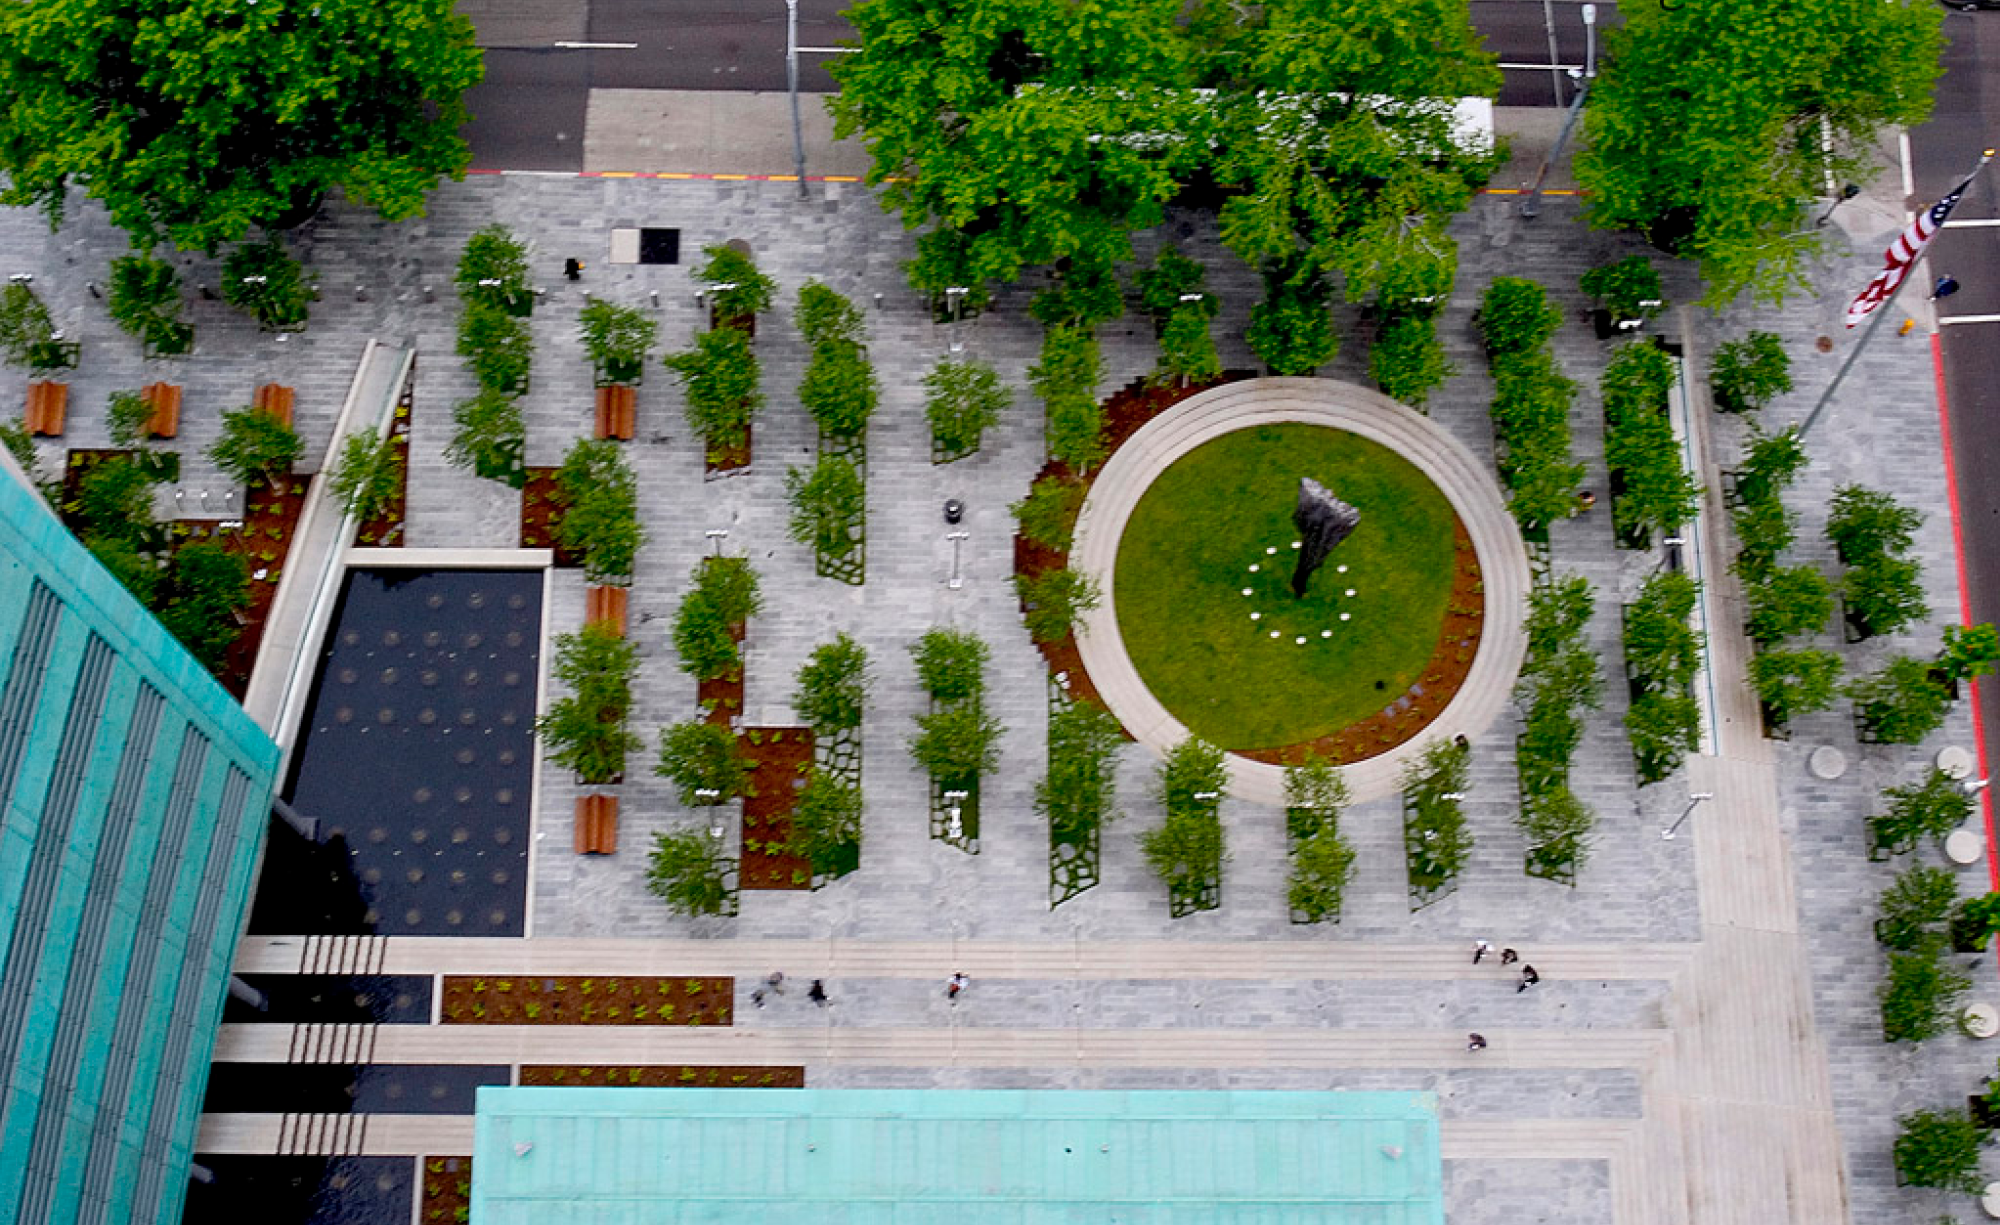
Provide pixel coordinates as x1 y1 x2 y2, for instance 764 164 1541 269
749 971 973 1009
1465 939 1544 1053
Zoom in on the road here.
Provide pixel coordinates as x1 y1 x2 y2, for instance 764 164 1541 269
1917 12 2000 811
458 0 1619 170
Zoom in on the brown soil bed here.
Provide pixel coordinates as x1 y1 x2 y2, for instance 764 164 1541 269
519 466 581 566
1011 371 1487 766
439 975 733 1025
420 1156 471 1225
520 1064 805 1089
705 423 751 475
740 725 813 890
354 403 412 547
1238 518 1484 766
697 622 748 725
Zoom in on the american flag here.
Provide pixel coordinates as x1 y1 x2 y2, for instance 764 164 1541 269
1845 172 1979 328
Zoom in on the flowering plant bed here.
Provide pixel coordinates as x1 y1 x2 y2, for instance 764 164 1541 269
518 466 581 566
740 725 813 890
421 1156 470 1225
439 975 733 1025
354 402 412 546
520 1064 805 1088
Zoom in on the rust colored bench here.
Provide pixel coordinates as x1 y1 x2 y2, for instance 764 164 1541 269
140 382 182 439
23 382 65 437
584 586 628 637
575 793 619 855
595 385 636 441
252 383 295 428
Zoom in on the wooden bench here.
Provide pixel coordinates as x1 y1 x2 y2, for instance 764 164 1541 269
252 383 295 428
140 382 182 439
23 382 65 437
584 586 628 637
575 793 619 855
594 385 636 441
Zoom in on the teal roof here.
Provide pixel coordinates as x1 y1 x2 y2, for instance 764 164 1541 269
473 1088 1444 1225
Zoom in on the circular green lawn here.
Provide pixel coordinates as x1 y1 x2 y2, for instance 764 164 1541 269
1113 422 1460 751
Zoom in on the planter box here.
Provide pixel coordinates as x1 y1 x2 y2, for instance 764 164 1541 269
575 792 619 855
585 585 628 637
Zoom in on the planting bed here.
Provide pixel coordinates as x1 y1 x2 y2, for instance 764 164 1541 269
438 975 734 1025
354 401 412 546
518 466 580 565
738 726 813 890
518 1064 805 1088
421 1156 471 1225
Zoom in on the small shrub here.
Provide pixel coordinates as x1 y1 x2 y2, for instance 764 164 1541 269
785 453 865 561
578 299 658 380
645 830 735 917
1951 893 2000 953
155 541 249 670
1371 311 1454 409
694 245 776 320
799 341 878 440
556 439 644 585
0 282 58 368
1014 567 1102 643
1475 277 1563 357
208 408 304 486
655 720 750 806
1827 485 1922 565
1625 690 1701 785
221 239 316 330
1710 331 1790 413
0 420 40 483
535 624 640 783
1580 256 1665 322
1842 553 1927 640
910 703 1004 783
1038 699 1123 840
1141 737 1228 914
1402 738 1474 894
1876 865 1959 950
1029 254 1123 330
106 389 154 448
86 535 159 606
695 556 762 626
1011 476 1086 553
108 254 189 351
1850 655 1954 745
793 633 869 733
786 772 863 877
1893 1108 1989 1192
456 225 532 309
446 389 526 487
1744 564 1832 647
1870 767 1975 856
924 358 1008 459
1155 302 1222 387
1246 267 1336 376
672 590 738 682
1731 497 1796 584
458 304 533 395
1032 325 1106 472
72 456 158 546
1881 940 1971 1043
1734 425 1807 507
910 628 989 704
1748 647 1843 725
795 282 864 350
1520 784 1596 877
1940 624 2000 684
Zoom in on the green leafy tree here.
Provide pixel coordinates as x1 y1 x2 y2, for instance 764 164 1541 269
1625 690 1701 786
1402 738 1473 896
1526 574 1594 669
694 246 776 321
1734 425 1807 508
795 282 864 350
664 326 762 452
695 557 762 627
910 703 1005 784
1877 865 1959 951
672 589 738 683
0 0 482 252
655 720 751 806
645 829 736 918
1521 784 1596 877
1285 753 1353 924
786 771 863 877
209 408 304 486
0 283 60 369
1893 1108 1989 1192
1011 476 1087 554
1624 571 1702 688
793 634 870 733
107 254 191 352
87 535 159 606
456 226 532 309
105 390 154 449
1731 497 1796 585
924 359 1009 461
1951 893 2000 953
155 541 249 670
1579 257 1665 323
785 453 866 561
1744 564 1833 647
1142 736 1228 915
445 389 526 487
72 456 158 546
1576 0 1943 304
578 299 658 381
1850 654 1954 745
1881 940 1971 1043
555 439 644 585
328 432 403 522
1371 311 1453 410
1870 767 1975 857
458 304 533 395
1939 624 2000 684
1246 264 1337 376
1827 485 1922 565
1139 248 1221 388
1748 647 1843 726
0 420 41 485
1014 567 1102 643
1038 699 1124 841
1031 325 1107 472
534 624 640 783
799 341 879 440
1475 277 1563 357
1842 553 1927 640
220 239 317 330
910 628 989 705
1710 332 1791 413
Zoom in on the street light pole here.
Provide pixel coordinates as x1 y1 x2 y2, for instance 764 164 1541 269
1520 4 1596 220
1661 792 1714 841
785 0 808 199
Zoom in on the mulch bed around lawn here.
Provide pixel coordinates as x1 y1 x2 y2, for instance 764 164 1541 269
421 1157 471 1225
1011 370 1485 765
519 466 580 566
739 725 813 890
439 975 733 1025
519 1065 805 1089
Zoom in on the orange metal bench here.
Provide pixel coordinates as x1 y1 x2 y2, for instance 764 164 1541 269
252 383 295 428
594 385 635 441
575 793 619 855
23 382 65 437
140 382 182 439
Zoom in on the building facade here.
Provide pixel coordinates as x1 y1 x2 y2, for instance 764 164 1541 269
0 460 280 1225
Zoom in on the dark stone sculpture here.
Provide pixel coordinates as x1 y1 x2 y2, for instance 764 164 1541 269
1290 478 1360 598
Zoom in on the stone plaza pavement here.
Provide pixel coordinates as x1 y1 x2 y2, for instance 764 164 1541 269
3 132 1992 1222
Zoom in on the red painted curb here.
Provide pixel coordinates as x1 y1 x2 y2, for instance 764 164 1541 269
1930 331 1998 894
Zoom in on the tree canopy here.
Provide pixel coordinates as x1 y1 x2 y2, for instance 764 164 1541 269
1577 0 1942 305
0 0 484 252
829 0 1499 306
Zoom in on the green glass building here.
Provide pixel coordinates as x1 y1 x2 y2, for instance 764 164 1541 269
0 458 280 1224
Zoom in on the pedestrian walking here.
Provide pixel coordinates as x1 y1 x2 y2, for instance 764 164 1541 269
1472 940 1492 966
564 257 585 281
1499 948 1519 966
1516 965 1539 993
765 971 786 994
947 972 969 1001
1930 274 1960 302
1466 1033 1487 1051
808 979 828 1007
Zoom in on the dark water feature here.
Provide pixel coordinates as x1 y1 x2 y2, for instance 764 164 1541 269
248 569 542 937
222 975 432 1026
202 1063 509 1115
184 1157 415 1225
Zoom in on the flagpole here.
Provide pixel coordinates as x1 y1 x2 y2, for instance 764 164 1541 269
1800 147 1995 443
